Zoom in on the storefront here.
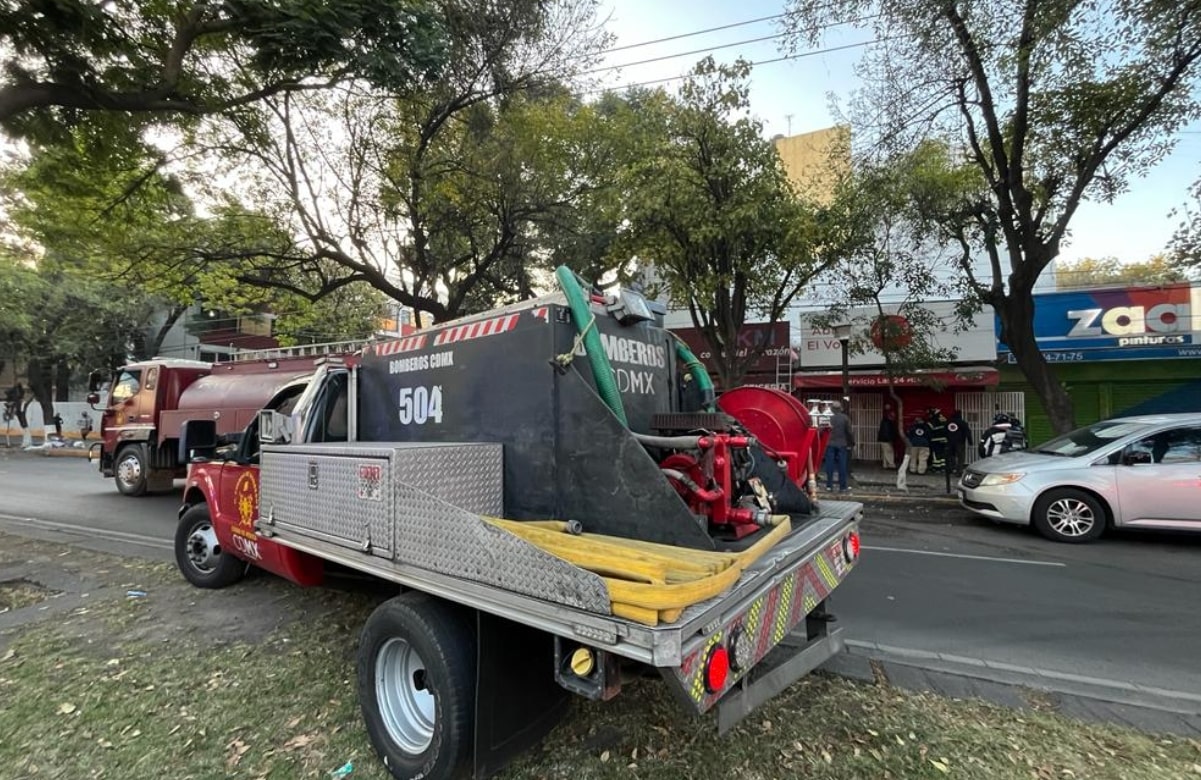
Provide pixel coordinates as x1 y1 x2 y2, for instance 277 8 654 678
671 322 794 391
795 302 1005 462
997 282 1201 443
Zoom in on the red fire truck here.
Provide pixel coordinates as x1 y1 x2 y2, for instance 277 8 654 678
171 270 861 779
87 345 361 496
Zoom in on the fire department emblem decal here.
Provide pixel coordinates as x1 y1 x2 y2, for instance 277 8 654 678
234 472 258 533
358 463 383 501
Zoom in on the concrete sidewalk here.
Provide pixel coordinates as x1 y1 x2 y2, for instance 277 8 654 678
824 461 964 501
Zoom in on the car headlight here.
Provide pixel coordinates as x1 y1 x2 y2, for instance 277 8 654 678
979 472 1024 486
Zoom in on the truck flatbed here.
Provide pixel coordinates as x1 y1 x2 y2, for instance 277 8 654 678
263 498 861 667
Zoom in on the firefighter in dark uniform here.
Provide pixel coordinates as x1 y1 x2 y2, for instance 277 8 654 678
946 409 971 475
927 407 949 473
905 414 931 474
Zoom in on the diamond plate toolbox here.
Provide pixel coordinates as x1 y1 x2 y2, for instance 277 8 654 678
260 442 504 559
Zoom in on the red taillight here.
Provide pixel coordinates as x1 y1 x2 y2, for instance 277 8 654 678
844 531 861 562
704 645 730 693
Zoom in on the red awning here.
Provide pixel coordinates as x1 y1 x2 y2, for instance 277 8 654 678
792 368 999 389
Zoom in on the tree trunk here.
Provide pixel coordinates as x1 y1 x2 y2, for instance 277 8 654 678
998 291 1076 436
26 358 56 443
55 360 70 402
147 305 187 359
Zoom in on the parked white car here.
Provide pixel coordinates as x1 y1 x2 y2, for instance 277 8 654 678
958 413 1201 543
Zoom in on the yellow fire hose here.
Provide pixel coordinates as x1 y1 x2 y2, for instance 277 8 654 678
487 517 792 626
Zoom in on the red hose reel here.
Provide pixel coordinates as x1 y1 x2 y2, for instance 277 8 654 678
660 388 829 539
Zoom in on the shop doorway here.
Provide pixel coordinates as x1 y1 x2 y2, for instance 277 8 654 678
954 391 1025 465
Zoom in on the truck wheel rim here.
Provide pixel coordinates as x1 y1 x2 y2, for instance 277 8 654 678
117 454 141 487
376 638 435 754
1047 498 1094 537
185 522 220 572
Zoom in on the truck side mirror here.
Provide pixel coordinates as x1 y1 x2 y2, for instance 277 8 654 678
87 370 103 393
86 392 101 407
258 409 293 445
179 419 218 464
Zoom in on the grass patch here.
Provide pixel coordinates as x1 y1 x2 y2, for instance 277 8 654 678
1 571 1200 779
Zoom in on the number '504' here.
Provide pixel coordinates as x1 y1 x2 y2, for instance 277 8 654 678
398 386 444 424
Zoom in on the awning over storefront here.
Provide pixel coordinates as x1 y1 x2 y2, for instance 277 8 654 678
792 368 1000 389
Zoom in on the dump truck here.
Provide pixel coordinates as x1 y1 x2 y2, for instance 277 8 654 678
86 344 361 496
173 268 862 780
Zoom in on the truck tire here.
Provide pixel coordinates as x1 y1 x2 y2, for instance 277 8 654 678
1033 488 1107 544
114 444 149 496
174 504 248 589
359 593 476 780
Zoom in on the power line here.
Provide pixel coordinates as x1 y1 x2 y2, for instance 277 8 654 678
599 13 787 55
588 15 878 77
587 39 879 95
586 31 789 74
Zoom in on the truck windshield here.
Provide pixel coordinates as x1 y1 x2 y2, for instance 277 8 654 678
110 370 141 402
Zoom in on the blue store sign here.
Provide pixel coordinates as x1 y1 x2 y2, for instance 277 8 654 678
997 283 1201 362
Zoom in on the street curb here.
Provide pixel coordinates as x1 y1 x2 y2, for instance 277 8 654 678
42 448 91 458
849 491 961 505
820 640 1201 736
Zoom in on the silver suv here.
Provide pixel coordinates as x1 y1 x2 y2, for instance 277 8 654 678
958 413 1201 543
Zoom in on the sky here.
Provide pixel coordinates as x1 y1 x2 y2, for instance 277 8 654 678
594 0 1201 267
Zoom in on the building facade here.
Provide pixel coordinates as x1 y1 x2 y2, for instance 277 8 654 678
998 282 1201 443
794 301 1007 463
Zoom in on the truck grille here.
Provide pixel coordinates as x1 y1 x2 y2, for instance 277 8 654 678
961 470 983 488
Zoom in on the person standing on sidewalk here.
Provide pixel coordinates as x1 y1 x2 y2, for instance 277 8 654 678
906 414 931 475
946 409 971 475
927 407 949 473
876 403 898 469
824 401 854 492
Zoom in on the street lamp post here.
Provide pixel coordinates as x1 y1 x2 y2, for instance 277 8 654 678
832 323 852 403
833 322 853 478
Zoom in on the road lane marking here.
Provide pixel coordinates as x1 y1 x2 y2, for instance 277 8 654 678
0 513 171 552
862 545 1066 567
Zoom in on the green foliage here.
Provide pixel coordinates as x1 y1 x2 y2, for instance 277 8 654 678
1055 254 1189 289
1170 179 1201 272
0 246 152 418
0 0 447 139
200 0 614 323
613 59 833 387
2 123 385 363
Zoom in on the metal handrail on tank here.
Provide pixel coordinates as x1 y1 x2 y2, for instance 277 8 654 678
228 339 372 363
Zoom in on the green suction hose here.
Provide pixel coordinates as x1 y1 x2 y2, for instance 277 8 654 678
555 265 628 426
672 337 716 412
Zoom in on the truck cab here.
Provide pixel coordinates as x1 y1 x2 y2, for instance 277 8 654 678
91 352 345 496
92 358 211 496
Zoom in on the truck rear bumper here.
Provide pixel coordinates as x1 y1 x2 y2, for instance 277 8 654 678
716 620 843 734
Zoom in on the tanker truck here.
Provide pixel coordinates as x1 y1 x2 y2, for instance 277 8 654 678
86 344 360 496
172 268 862 780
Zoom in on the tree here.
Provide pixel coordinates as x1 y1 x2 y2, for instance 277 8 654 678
616 59 838 389
785 0 1201 434
0 0 446 137
1055 254 1188 289
1171 178 1201 270
183 0 614 323
3 121 386 367
0 247 149 443
812 145 966 424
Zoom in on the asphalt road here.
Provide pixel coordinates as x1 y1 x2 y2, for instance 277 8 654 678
3 454 1201 700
